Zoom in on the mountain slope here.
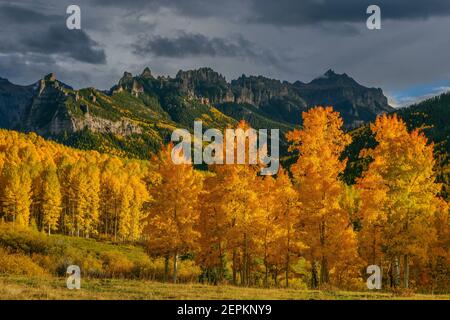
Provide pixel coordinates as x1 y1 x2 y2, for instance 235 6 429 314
344 91 450 199
295 70 392 127
175 68 393 128
0 73 171 158
0 70 239 159
0 67 393 159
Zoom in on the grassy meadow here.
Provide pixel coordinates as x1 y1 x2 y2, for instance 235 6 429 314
1 224 450 300
1 275 450 300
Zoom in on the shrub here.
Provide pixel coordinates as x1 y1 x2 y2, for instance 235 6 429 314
31 253 58 274
132 257 161 280
0 248 48 277
101 251 134 278
0 225 52 255
288 278 308 290
0 223 203 283
56 247 104 278
178 259 202 283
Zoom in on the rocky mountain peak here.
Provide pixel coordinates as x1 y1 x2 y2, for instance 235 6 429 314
121 71 133 80
308 69 358 88
233 74 284 88
37 73 72 95
140 67 153 78
324 69 337 77
44 73 57 82
176 67 227 85
117 71 134 88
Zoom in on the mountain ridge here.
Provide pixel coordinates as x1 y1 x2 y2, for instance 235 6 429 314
0 67 393 158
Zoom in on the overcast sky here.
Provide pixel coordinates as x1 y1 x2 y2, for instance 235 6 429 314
1 0 450 107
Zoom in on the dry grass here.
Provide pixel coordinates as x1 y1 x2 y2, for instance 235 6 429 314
1 275 449 300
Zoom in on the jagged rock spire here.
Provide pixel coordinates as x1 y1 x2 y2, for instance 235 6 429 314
44 73 57 82
141 67 152 78
324 69 336 77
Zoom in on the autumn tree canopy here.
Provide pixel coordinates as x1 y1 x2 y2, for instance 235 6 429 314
0 107 448 291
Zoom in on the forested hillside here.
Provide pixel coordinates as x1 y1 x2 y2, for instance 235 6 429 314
344 91 450 200
0 107 448 293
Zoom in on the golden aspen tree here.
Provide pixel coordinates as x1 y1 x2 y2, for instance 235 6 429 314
57 155 78 235
127 176 150 240
220 162 262 286
419 199 450 292
72 163 88 236
210 120 265 286
258 174 278 287
100 159 118 237
68 160 100 238
197 173 229 284
287 106 359 288
117 176 150 241
84 162 100 238
0 138 41 228
269 167 304 287
117 162 150 241
144 144 203 283
30 167 44 230
41 166 62 234
357 114 443 289
1 164 32 227
117 182 133 240
29 154 45 230
257 169 302 287
100 157 124 239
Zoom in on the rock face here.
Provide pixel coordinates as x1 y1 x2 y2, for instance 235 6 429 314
0 73 143 137
141 67 153 79
231 76 290 104
175 67 234 102
24 73 73 135
0 67 393 146
72 115 142 135
146 67 393 127
114 71 146 97
294 70 392 126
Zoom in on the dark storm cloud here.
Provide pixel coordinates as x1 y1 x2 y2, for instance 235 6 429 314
247 0 450 26
133 32 281 66
0 3 106 64
1 0 450 101
91 0 238 17
21 26 106 64
90 0 450 25
268 0 450 23
134 32 249 57
0 3 58 23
